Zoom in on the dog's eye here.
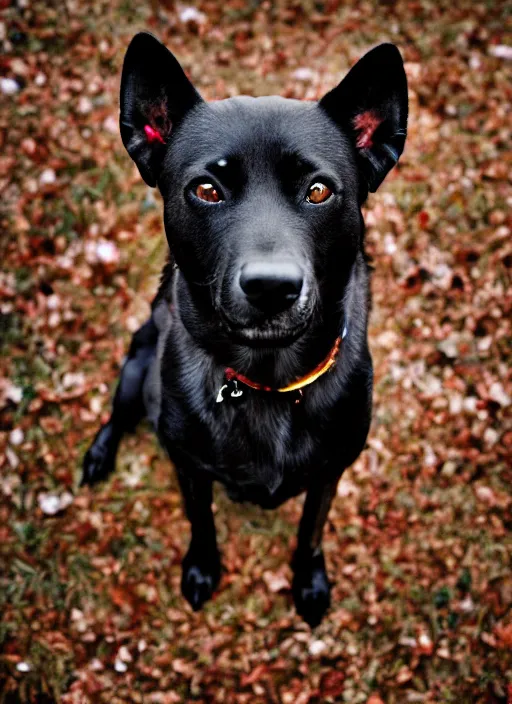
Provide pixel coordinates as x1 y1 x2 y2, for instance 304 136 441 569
196 183 222 203
306 182 332 204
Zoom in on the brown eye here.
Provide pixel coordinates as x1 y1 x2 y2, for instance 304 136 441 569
196 183 222 203
306 182 332 204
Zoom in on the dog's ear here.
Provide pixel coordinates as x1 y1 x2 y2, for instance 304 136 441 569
120 32 203 187
320 43 408 194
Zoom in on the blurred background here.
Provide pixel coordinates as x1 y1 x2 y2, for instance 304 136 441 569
0 1 511 702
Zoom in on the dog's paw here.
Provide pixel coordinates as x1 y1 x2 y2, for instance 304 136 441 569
81 424 118 486
181 548 221 611
292 552 331 627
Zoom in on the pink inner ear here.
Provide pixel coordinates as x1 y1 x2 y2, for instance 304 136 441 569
144 124 166 145
353 111 382 149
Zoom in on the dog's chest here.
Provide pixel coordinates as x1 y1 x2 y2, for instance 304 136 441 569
205 392 329 498
163 384 326 503
216 395 313 460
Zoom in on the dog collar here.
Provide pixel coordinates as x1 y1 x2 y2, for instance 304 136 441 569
216 323 347 403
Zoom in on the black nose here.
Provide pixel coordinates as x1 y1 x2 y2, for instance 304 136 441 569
239 260 304 314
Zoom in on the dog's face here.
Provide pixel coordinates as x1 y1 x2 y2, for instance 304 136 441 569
160 97 361 348
120 34 407 354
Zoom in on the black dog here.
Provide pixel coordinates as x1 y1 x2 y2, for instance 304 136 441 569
82 33 407 626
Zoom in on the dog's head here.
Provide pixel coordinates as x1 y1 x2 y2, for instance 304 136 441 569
120 33 407 364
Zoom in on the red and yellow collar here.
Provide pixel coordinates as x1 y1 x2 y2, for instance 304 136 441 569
225 336 341 394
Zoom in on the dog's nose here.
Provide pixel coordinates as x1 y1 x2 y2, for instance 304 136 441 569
239 260 304 313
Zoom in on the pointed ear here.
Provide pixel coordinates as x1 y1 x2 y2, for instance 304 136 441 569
120 32 203 187
320 43 408 194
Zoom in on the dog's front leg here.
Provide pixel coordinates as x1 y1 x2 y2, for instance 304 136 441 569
176 468 221 611
292 476 339 626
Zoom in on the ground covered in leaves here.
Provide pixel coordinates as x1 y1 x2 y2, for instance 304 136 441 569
1 1 511 702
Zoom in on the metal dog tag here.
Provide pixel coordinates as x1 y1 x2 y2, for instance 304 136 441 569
216 379 244 403
230 380 243 398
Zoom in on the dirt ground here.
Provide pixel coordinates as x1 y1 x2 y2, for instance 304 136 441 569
1 1 511 702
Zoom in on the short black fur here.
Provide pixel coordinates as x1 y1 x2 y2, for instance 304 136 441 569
82 33 408 626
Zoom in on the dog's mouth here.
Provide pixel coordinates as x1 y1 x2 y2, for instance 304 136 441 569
219 311 312 348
